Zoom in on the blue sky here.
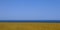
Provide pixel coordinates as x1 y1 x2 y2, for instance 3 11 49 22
0 0 60 20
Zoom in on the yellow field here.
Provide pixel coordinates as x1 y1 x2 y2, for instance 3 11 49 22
0 22 60 30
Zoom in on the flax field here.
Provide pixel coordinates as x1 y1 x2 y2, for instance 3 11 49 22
0 22 60 30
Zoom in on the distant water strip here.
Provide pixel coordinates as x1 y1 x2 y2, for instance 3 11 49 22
0 20 60 23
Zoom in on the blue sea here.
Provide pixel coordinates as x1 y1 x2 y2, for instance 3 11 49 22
0 20 60 23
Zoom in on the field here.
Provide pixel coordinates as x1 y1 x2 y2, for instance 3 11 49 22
0 22 60 30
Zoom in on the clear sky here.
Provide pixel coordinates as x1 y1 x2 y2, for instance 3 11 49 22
0 0 60 20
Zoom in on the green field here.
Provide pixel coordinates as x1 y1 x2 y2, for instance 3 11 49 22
0 22 60 30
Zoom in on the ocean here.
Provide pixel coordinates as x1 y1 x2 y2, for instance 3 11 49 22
0 20 60 23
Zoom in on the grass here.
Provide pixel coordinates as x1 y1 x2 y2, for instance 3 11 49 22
0 22 60 30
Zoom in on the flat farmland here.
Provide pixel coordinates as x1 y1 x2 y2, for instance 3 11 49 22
0 22 60 30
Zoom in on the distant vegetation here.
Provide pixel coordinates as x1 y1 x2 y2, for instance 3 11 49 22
0 23 60 30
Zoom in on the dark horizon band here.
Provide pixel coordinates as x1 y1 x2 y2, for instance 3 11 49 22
0 20 60 23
